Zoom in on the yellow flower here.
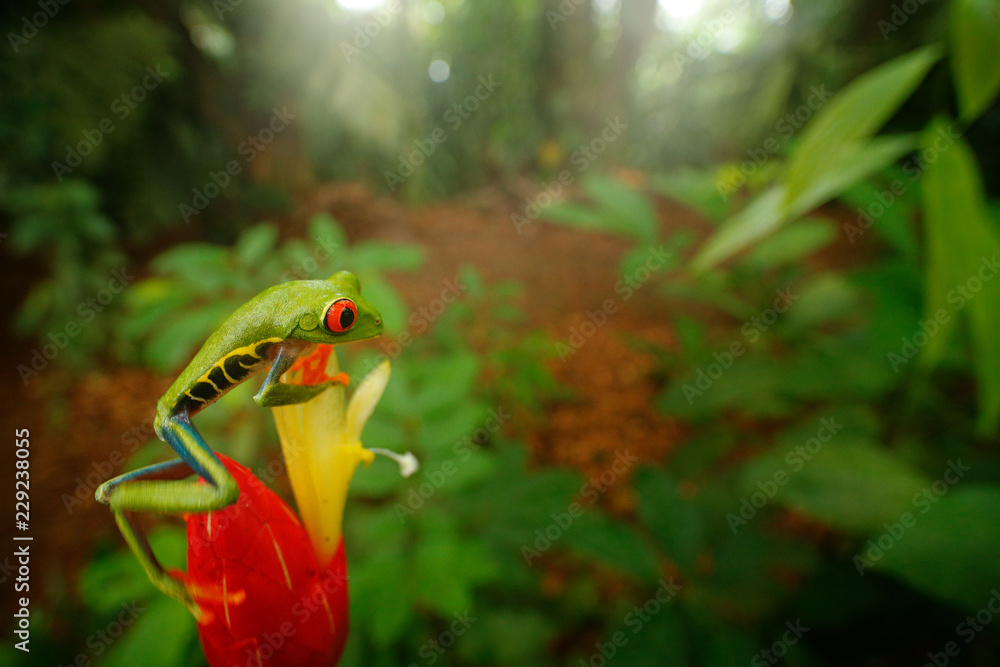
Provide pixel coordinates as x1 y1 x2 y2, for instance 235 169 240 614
271 346 417 566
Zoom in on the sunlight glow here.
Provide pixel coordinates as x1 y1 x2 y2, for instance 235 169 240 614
424 2 445 24
714 25 744 53
592 0 620 16
335 0 388 13
764 0 793 24
656 0 704 22
190 24 236 59
428 59 451 83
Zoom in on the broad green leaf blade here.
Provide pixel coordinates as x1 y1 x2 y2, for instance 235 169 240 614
563 512 661 582
150 243 232 293
784 45 941 205
350 551 416 644
414 538 497 615
581 175 658 242
348 241 425 272
740 439 929 534
692 136 915 271
951 0 1000 121
608 604 687 666
788 135 918 218
635 468 704 572
234 222 278 268
746 217 836 269
357 274 407 334
876 485 1000 610
143 299 238 372
651 168 730 222
100 597 198 667
308 214 347 256
542 202 611 232
457 610 557 665
691 186 786 271
921 117 1000 434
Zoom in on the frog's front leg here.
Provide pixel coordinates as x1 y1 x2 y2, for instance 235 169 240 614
253 343 348 407
96 415 239 617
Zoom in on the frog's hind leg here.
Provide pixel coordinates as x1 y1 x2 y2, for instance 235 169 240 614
96 415 239 616
95 459 199 613
97 414 238 515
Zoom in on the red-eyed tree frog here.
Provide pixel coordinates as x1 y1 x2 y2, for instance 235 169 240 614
95 271 382 615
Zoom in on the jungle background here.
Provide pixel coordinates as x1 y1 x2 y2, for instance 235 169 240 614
3 0 1000 665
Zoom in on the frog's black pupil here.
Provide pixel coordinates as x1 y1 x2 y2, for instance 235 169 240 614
339 306 355 329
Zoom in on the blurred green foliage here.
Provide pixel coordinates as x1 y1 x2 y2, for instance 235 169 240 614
544 3 1000 663
6 0 1000 665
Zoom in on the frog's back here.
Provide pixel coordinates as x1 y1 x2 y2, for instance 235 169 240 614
157 284 301 419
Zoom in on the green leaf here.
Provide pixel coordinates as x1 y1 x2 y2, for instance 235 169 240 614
783 273 861 330
745 217 836 269
349 448 410 497
563 512 661 582
234 223 278 268
151 243 232 293
121 283 192 340
100 597 197 667
839 172 920 259
775 342 898 401
691 185 786 271
542 202 612 233
460 448 580 554
876 484 1000 610
651 168 730 222
635 468 704 572
693 136 916 271
581 174 658 242
415 402 490 455
410 351 480 415
741 439 929 533
608 603 687 666
349 241 425 272
620 243 676 280
457 610 556 665
358 275 408 334
951 0 1000 121
659 355 798 420
142 300 237 372
785 44 941 204
791 134 918 218
414 537 497 615
921 117 1000 433
439 450 498 493
79 551 157 614
700 626 758 667
308 214 347 259
350 549 415 645
12 283 57 336
79 528 186 614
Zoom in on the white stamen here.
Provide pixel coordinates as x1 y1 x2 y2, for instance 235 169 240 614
369 448 420 478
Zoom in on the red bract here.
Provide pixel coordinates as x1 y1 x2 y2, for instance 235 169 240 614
182 454 349 667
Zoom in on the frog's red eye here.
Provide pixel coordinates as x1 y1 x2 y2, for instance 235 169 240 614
324 298 357 333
